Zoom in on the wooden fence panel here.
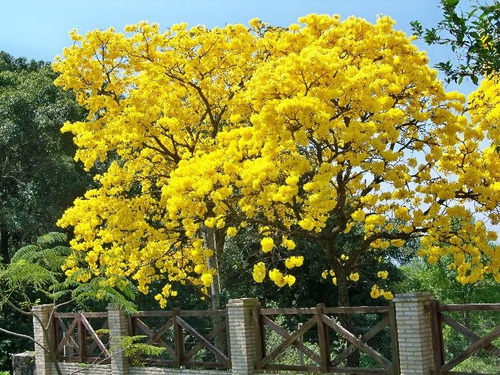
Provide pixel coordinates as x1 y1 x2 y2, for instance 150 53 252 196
254 304 398 374
131 308 230 369
53 312 110 364
436 304 500 375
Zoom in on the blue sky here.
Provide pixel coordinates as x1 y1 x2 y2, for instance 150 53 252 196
0 0 471 92
0 1 444 60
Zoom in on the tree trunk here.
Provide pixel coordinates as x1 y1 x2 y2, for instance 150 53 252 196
203 227 225 357
0 225 10 263
335 264 361 371
203 227 222 311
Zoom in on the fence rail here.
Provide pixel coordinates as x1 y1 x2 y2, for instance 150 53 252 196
53 312 110 363
253 303 398 374
431 302 500 375
131 308 230 369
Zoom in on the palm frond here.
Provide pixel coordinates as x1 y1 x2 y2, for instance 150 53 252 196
10 245 38 263
36 232 67 248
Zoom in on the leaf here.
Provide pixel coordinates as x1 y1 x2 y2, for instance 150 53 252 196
10 245 37 263
442 0 460 11
410 20 423 36
36 232 67 247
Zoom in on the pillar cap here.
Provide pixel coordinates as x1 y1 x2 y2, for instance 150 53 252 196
227 298 260 307
393 292 435 302
31 303 55 311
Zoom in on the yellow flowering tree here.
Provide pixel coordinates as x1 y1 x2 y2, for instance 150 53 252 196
54 14 500 309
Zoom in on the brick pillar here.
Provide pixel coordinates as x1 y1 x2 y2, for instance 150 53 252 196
32 304 55 375
227 298 260 375
394 292 437 375
107 304 130 375
12 351 36 375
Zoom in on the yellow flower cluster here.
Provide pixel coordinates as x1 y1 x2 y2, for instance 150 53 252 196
54 14 500 306
377 271 389 280
269 268 296 287
284 256 304 269
370 285 393 300
349 272 360 282
260 237 274 253
253 262 266 283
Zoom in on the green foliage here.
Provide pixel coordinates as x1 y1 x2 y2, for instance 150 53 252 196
68 277 139 314
0 232 72 371
396 257 500 303
219 223 413 308
411 0 500 84
120 335 166 366
0 232 139 372
0 232 70 301
0 232 139 312
0 51 89 263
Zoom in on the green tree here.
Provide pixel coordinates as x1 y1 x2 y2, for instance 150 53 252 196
396 258 500 304
0 232 137 373
411 0 500 84
219 222 415 308
0 51 89 263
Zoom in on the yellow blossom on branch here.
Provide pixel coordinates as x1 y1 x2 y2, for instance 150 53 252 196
54 14 500 307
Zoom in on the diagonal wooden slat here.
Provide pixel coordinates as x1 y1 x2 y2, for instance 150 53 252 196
321 314 392 368
55 317 80 354
87 319 109 357
133 318 175 357
80 314 109 357
261 316 321 367
441 323 500 373
55 317 79 356
176 316 229 365
330 315 390 367
441 314 500 357
185 320 227 360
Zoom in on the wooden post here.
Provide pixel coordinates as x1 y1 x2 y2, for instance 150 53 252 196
77 314 85 362
388 301 400 375
315 303 329 372
298 322 304 367
173 308 184 367
252 303 264 370
429 299 444 374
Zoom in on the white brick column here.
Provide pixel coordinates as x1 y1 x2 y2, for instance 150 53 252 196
227 298 260 375
107 304 131 375
32 304 55 375
394 292 437 375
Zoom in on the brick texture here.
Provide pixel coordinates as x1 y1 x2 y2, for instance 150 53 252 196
394 292 436 375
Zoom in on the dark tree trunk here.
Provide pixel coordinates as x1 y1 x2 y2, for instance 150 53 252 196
0 226 10 263
334 257 361 371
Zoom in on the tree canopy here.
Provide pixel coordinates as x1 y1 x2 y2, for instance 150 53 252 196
53 15 500 307
0 51 89 263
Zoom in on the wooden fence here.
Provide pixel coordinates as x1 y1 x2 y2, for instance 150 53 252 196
52 308 230 369
430 302 500 375
53 311 110 363
130 308 230 369
36 295 500 375
253 303 399 374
